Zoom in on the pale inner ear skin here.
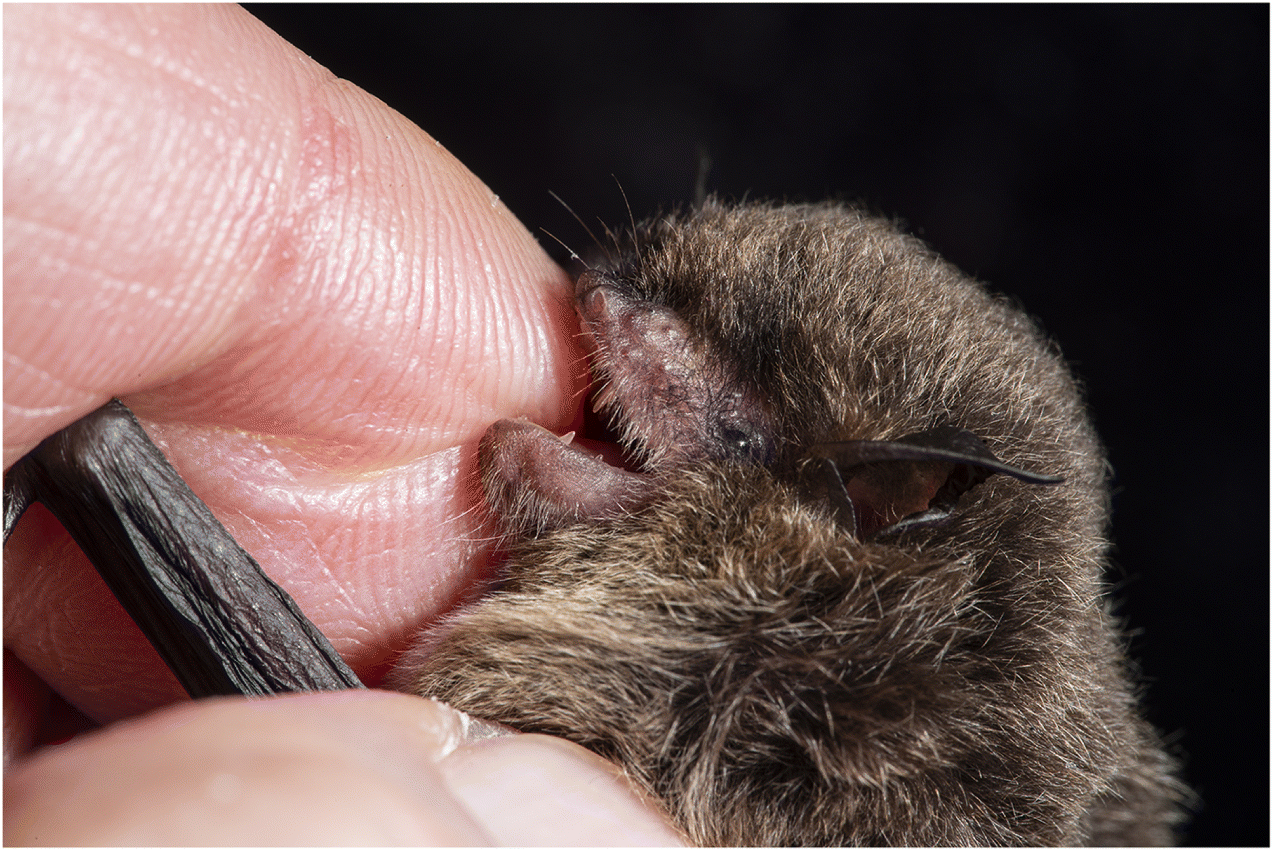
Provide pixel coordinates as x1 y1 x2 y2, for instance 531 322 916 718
842 460 954 538
806 428 1064 540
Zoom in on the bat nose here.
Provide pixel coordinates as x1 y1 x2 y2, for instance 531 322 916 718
575 268 622 303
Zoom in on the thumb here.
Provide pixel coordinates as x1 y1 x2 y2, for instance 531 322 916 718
3 691 684 846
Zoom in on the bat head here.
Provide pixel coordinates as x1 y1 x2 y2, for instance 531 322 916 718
395 200 1182 846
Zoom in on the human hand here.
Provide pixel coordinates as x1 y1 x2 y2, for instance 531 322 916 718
5 691 681 845
4 5 679 844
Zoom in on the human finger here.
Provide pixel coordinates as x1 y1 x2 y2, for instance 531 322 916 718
4 690 682 845
4 4 587 722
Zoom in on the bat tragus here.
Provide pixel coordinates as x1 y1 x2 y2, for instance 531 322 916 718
5 199 1185 845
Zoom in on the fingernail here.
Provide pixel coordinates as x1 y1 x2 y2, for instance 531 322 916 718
418 697 517 760
438 732 685 846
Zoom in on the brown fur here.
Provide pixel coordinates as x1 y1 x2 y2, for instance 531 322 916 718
392 200 1185 845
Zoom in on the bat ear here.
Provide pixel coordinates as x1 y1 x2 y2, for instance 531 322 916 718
800 426 1064 540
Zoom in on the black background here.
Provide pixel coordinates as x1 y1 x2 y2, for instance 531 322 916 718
245 6 1268 845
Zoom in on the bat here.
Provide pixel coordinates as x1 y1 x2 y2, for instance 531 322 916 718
5 198 1184 845
390 199 1186 845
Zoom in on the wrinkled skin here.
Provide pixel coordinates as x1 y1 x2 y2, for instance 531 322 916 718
5 6 682 845
4 1 582 731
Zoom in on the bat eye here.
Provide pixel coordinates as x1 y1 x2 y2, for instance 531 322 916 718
717 421 776 465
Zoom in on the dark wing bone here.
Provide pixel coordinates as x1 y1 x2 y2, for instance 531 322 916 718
3 400 362 698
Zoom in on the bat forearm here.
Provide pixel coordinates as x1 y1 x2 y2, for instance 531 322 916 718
3 400 362 699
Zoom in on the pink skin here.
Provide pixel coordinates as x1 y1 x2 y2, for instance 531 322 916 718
4 6 680 844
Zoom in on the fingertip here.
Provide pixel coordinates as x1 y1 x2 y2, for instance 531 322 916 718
438 731 687 846
2 692 495 845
